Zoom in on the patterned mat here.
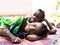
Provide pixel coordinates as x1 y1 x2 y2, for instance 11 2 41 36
0 28 60 45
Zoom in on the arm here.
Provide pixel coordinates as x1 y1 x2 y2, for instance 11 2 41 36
43 18 57 34
43 18 53 30
3 28 16 38
1 28 20 43
26 34 46 41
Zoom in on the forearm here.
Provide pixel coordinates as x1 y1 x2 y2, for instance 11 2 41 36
26 34 42 41
0 27 21 43
44 18 53 30
3 28 15 38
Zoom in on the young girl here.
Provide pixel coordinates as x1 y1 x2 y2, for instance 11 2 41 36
0 20 49 43
25 22 49 41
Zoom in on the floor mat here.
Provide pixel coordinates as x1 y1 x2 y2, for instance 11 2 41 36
0 35 56 45
0 28 60 45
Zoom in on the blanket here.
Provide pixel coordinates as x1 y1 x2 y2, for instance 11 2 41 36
0 28 60 45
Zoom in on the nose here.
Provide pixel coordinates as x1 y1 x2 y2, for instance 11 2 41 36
29 26 35 30
33 16 36 19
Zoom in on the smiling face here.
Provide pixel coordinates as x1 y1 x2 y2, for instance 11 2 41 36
31 9 45 22
25 22 42 35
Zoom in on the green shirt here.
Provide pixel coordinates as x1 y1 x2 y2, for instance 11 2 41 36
0 16 23 34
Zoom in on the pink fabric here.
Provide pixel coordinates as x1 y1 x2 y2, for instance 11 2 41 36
0 35 56 45
0 28 60 45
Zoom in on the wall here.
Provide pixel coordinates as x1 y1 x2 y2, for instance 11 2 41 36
0 0 32 16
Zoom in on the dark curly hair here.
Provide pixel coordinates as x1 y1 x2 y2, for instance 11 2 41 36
39 23 49 38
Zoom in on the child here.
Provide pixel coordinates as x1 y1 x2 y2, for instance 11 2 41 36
0 9 56 43
25 22 49 41
0 19 49 43
28 9 45 22
27 9 57 34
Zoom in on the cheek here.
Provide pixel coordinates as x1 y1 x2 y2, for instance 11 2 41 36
34 28 41 34
35 30 40 34
25 26 29 31
25 26 30 33
32 18 39 22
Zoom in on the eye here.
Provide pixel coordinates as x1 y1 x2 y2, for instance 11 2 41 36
31 24 36 27
33 25 36 27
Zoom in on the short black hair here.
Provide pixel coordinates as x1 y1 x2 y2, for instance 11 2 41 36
38 9 45 19
39 23 49 38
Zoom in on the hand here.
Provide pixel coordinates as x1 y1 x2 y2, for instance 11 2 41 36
48 29 57 34
11 37 21 43
26 34 40 41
